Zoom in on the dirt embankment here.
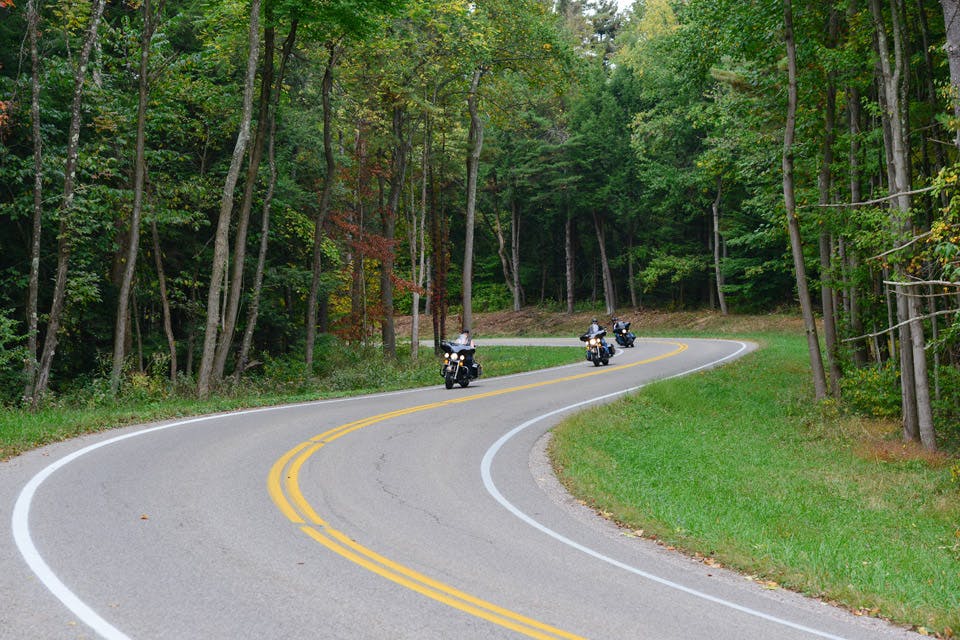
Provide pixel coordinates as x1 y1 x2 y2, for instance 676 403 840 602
393 308 804 339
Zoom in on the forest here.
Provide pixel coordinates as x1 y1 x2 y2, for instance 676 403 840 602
1 0 959 450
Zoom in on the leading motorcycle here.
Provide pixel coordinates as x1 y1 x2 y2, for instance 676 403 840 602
612 319 636 348
440 342 481 389
579 328 612 366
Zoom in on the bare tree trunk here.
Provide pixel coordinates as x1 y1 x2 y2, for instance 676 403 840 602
111 0 160 395
817 27 842 396
214 26 276 381
306 42 340 370
565 212 575 314
238 24 295 376
23 0 43 405
409 106 431 361
941 0 960 149
462 67 485 332
380 104 409 359
783 0 828 400
34 0 106 402
872 0 935 446
487 207 516 302
712 178 728 315
150 221 177 383
846 62 869 367
510 199 522 310
197 0 260 398
592 211 616 316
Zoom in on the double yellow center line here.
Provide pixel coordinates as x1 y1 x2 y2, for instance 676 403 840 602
267 341 687 639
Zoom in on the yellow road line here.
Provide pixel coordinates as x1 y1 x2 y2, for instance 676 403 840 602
268 340 687 639
302 526 583 640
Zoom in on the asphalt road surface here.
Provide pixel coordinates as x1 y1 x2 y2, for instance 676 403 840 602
1 338 924 639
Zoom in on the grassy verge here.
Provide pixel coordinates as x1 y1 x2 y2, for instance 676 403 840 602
1 344 580 461
549 331 960 636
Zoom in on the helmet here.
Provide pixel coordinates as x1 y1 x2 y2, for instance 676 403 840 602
591 318 597 324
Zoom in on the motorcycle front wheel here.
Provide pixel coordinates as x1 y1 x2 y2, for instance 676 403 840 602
444 371 455 389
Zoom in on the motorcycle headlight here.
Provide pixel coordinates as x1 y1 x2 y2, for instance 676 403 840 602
589 338 597 345
451 353 460 361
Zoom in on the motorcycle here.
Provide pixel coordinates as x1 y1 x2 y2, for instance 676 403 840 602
440 341 481 389
613 320 636 348
579 328 612 366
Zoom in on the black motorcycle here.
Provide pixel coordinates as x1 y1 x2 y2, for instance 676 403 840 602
613 320 636 348
579 328 612 366
440 342 481 389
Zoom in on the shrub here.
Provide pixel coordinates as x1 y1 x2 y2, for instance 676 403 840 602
840 363 901 418
0 309 27 405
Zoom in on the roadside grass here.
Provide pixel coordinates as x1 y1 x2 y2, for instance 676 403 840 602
0 344 580 461
549 332 960 636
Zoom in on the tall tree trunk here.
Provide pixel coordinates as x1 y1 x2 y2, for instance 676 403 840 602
213 26 276 381
565 211 575 314
151 221 177 383
941 0 960 149
846 63 869 367
817 20 842 396
23 0 43 405
430 147 449 349
380 104 409 359
783 0 828 400
197 0 260 398
592 211 616 316
238 22 296 376
488 206 516 303
462 67 485 332
628 233 638 309
34 0 106 402
712 178 728 315
306 41 340 370
410 105 432 361
871 0 935 447
510 198 522 311
111 0 160 395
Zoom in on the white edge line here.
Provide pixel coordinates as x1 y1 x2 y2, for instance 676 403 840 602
9 383 454 640
480 341 852 640
10 338 733 639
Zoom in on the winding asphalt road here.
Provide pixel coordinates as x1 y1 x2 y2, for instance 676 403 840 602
1 338 923 639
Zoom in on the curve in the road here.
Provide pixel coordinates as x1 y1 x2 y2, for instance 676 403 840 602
268 341 691 639
13 338 798 640
480 340 851 640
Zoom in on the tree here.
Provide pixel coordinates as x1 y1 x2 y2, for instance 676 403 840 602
31 0 107 403
110 0 164 395
783 0 828 400
197 0 260 399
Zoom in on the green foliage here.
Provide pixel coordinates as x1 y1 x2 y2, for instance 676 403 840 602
0 309 27 405
839 363 902 419
471 282 512 312
551 332 960 634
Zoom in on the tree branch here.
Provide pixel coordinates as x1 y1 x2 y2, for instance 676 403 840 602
843 308 960 343
799 185 937 209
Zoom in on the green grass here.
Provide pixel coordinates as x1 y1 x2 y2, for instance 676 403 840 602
549 332 960 636
0 344 581 460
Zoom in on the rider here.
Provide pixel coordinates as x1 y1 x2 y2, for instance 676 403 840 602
587 318 613 357
455 328 478 375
